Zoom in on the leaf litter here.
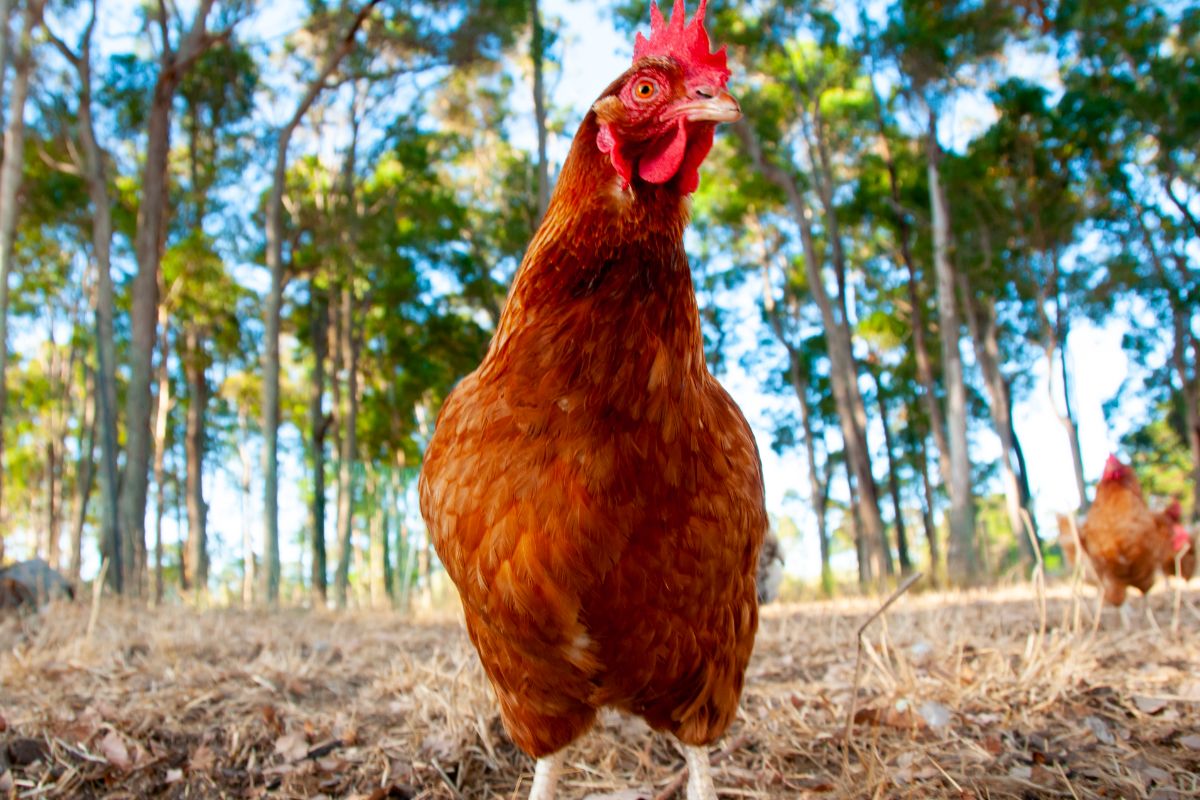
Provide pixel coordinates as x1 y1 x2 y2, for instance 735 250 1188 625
0 584 1197 798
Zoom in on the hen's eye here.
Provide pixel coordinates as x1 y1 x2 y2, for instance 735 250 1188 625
634 80 657 100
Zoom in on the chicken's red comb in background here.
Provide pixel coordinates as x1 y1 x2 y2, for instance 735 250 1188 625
1102 453 1124 481
633 0 730 86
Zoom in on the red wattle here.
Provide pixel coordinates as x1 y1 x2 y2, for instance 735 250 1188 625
597 123 633 187
1173 525 1190 552
676 124 715 194
638 118 689 184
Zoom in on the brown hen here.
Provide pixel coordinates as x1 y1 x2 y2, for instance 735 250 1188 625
418 3 765 799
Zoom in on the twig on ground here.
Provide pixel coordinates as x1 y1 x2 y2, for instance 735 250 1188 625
841 572 923 773
430 758 466 800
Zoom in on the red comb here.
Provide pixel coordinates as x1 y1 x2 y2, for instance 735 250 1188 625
1100 454 1126 483
633 0 730 85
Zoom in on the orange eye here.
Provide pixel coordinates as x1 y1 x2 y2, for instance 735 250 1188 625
634 80 657 100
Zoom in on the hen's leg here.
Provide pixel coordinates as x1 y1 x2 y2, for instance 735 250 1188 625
529 751 564 800
1141 592 1161 633
684 744 717 800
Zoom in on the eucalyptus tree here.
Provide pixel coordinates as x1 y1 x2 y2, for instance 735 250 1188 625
720 8 892 584
3 132 91 565
43 0 121 590
0 0 46 526
881 0 1021 583
258 0 527 604
1056 0 1200 520
949 81 1080 554
119 0 254 597
160 40 257 598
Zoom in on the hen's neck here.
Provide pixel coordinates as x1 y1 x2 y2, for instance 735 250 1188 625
487 112 704 374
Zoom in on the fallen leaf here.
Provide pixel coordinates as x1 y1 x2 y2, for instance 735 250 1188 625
582 792 652 800
6 737 47 766
1139 765 1173 784
1084 716 1114 745
1008 765 1033 780
0 713 7 732
1134 696 1168 715
0 771 12 791
1180 734 1200 750
190 743 216 773
274 731 309 763
99 730 132 771
855 704 925 729
260 705 282 735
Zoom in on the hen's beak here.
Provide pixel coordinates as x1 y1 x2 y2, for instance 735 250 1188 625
674 86 742 124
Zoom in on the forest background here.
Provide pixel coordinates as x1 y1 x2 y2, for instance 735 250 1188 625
0 0 1195 606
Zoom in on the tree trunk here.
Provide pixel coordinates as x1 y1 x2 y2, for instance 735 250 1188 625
43 332 69 569
926 112 978 584
122 2 222 596
915 431 942 587
0 0 11 133
368 470 387 608
183 325 208 598
334 284 360 608
1041 296 1089 513
69 367 98 584
308 287 329 605
151 306 171 604
237 407 255 607
261 0 380 605
0 0 44 528
959 279 1040 565
531 0 550 222
874 374 912 575
736 122 888 585
59 2 123 594
862 26 954 499
752 233 833 596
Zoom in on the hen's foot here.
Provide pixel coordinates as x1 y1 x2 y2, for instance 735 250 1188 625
529 751 563 800
685 744 717 800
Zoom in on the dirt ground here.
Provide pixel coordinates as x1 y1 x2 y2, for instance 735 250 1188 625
1 581 1198 799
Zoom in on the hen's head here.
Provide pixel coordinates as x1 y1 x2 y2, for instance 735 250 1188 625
1100 454 1133 485
592 0 740 194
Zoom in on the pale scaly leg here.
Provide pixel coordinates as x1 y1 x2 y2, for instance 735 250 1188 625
529 751 564 800
1141 592 1162 634
684 744 717 800
1118 602 1132 631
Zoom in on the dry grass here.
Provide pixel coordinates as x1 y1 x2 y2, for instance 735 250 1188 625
1 582 1198 799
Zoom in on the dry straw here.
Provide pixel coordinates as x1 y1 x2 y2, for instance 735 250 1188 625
1 580 1198 798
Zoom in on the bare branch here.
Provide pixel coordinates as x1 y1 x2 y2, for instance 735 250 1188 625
42 22 80 67
37 147 83 177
